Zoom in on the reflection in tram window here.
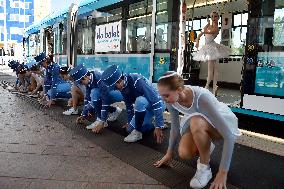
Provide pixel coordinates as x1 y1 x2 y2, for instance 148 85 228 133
95 8 122 25
253 0 284 97
273 7 284 46
231 13 248 55
126 0 152 52
155 0 170 50
77 18 95 55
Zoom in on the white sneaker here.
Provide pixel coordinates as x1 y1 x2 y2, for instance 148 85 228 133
124 129 142 143
63 108 78 115
86 118 108 130
190 162 212 189
107 107 122 121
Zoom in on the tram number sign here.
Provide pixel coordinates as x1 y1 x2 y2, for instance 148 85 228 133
95 21 121 52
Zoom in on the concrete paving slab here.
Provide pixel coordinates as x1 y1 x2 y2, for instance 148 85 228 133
27 179 88 189
0 177 31 189
86 182 169 189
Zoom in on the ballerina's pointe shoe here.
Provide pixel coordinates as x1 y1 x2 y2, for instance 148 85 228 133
213 86 218 97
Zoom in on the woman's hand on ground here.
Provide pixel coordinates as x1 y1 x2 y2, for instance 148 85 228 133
154 152 173 168
210 170 228 189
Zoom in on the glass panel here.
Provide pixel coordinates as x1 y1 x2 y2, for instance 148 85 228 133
193 19 201 30
129 0 153 18
200 18 207 28
157 0 167 12
126 15 152 52
231 27 247 55
273 7 284 46
253 0 284 97
61 21 67 55
95 8 122 25
77 19 94 55
234 14 242 26
234 13 248 26
156 6 170 50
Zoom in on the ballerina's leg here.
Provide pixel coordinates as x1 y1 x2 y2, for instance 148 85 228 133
206 60 215 89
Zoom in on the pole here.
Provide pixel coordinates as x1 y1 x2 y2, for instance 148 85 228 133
177 0 186 75
3 0 7 51
150 0 156 82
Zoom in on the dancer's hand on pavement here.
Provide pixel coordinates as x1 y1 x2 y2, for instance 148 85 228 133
154 128 163 144
154 151 173 168
92 122 104 134
122 123 129 130
76 116 85 124
44 100 53 108
209 170 228 189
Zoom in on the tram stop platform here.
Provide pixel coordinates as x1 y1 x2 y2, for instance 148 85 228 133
0 72 284 189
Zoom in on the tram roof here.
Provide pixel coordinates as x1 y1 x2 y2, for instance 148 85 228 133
25 0 122 37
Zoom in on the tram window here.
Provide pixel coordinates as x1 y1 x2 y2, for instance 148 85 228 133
126 15 152 52
157 0 167 12
156 9 170 50
95 8 122 25
273 7 284 46
231 27 247 55
200 18 207 28
233 13 248 27
129 0 152 18
231 13 248 55
193 20 201 30
127 0 153 53
77 19 94 55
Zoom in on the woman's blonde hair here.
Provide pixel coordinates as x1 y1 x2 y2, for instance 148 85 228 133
158 71 184 91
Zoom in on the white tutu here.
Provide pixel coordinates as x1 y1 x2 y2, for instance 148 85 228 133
193 34 230 61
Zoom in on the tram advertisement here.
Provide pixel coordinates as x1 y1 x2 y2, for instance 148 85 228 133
255 52 284 97
95 21 121 52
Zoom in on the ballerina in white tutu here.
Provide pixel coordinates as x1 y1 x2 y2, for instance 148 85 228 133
193 11 230 96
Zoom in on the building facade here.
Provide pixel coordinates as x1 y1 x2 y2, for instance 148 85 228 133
0 0 50 52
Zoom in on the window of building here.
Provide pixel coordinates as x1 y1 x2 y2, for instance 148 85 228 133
127 0 152 52
0 0 4 7
25 2 29 9
19 15 29 22
11 1 20 8
10 27 24 35
0 26 4 35
10 14 19 21
0 13 5 20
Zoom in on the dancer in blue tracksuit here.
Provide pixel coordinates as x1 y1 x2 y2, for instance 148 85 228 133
8 60 30 92
68 64 123 132
34 52 71 107
101 65 165 143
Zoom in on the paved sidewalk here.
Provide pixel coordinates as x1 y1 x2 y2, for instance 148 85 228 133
0 85 167 189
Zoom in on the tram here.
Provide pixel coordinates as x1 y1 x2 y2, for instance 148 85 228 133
24 0 284 123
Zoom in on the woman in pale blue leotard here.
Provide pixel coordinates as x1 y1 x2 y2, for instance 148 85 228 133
154 71 241 189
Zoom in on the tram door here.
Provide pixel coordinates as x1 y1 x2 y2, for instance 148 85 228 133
42 27 54 58
182 0 248 107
